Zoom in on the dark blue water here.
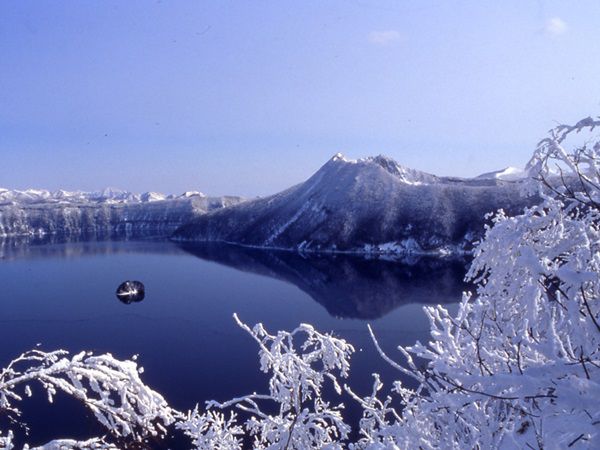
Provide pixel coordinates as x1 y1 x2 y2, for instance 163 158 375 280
0 240 466 447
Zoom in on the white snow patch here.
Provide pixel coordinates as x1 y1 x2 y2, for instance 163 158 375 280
476 166 527 181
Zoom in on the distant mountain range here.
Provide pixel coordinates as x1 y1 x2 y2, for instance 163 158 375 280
0 187 210 205
172 154 538 255
0 187 243 239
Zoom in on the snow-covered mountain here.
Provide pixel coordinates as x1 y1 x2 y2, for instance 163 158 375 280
172 154 539 254
0 188 243 239
0 187 200 205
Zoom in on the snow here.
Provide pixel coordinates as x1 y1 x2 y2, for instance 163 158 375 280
330 154 438 184
343 115 600 449
265 201 310 245
331 152 348 163
476 166 527 181
140 191 166 202
180 191 206 198
177 314 354 450
0 349 175 448
0 187 209 206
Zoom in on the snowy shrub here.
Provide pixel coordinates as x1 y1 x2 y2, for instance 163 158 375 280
176 313 354 449
0 431 13 450
0 349 174 449
348 117 600 449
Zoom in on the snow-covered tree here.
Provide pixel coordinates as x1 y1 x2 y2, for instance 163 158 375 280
348 116 600 449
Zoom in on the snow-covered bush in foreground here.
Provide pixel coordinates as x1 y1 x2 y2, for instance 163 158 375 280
176 313 354 449
1 315 354 450
0 349 174 449
346 117 600 449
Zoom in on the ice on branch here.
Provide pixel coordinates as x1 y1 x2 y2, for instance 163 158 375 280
0 349 175 449
177 313 355 449
0 431 13 450
527 115 600 206
25 437 116 450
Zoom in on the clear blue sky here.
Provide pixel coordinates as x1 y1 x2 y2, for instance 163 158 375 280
1 0 599 196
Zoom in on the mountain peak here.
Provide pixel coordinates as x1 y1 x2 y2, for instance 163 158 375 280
365 155 438 185
369 154 405 174
325 153 436 185
180 191 206 198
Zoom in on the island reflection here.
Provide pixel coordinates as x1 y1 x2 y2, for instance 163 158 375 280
179 243 471 320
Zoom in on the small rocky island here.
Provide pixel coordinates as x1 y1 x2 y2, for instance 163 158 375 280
115 280 146 304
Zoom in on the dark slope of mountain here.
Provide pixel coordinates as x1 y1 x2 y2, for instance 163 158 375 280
173 154 538 254
179 242 468 319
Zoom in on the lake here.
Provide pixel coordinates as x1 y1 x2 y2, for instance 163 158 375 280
0 239 468 447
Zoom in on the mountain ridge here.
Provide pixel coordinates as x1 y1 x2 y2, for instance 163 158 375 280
0 187 212 206
172 154 538 255
0 188 244 239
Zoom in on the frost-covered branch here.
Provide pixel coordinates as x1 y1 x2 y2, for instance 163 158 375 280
177 314 355 449
0 349 175 449
25 437 116 450
528 115 600 208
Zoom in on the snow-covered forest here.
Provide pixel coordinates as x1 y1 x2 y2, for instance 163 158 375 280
1 117 599 449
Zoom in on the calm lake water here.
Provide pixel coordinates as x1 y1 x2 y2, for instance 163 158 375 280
0 239 467 447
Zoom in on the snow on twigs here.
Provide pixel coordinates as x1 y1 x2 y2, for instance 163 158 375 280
176 313 355 450
0 349 174 449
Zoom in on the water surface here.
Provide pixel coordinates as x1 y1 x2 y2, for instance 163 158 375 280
0 240 467 447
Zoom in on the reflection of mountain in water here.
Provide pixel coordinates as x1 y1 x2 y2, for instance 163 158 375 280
179 243 470 320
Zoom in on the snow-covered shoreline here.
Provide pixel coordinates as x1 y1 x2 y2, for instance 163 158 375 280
171 236 473 260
